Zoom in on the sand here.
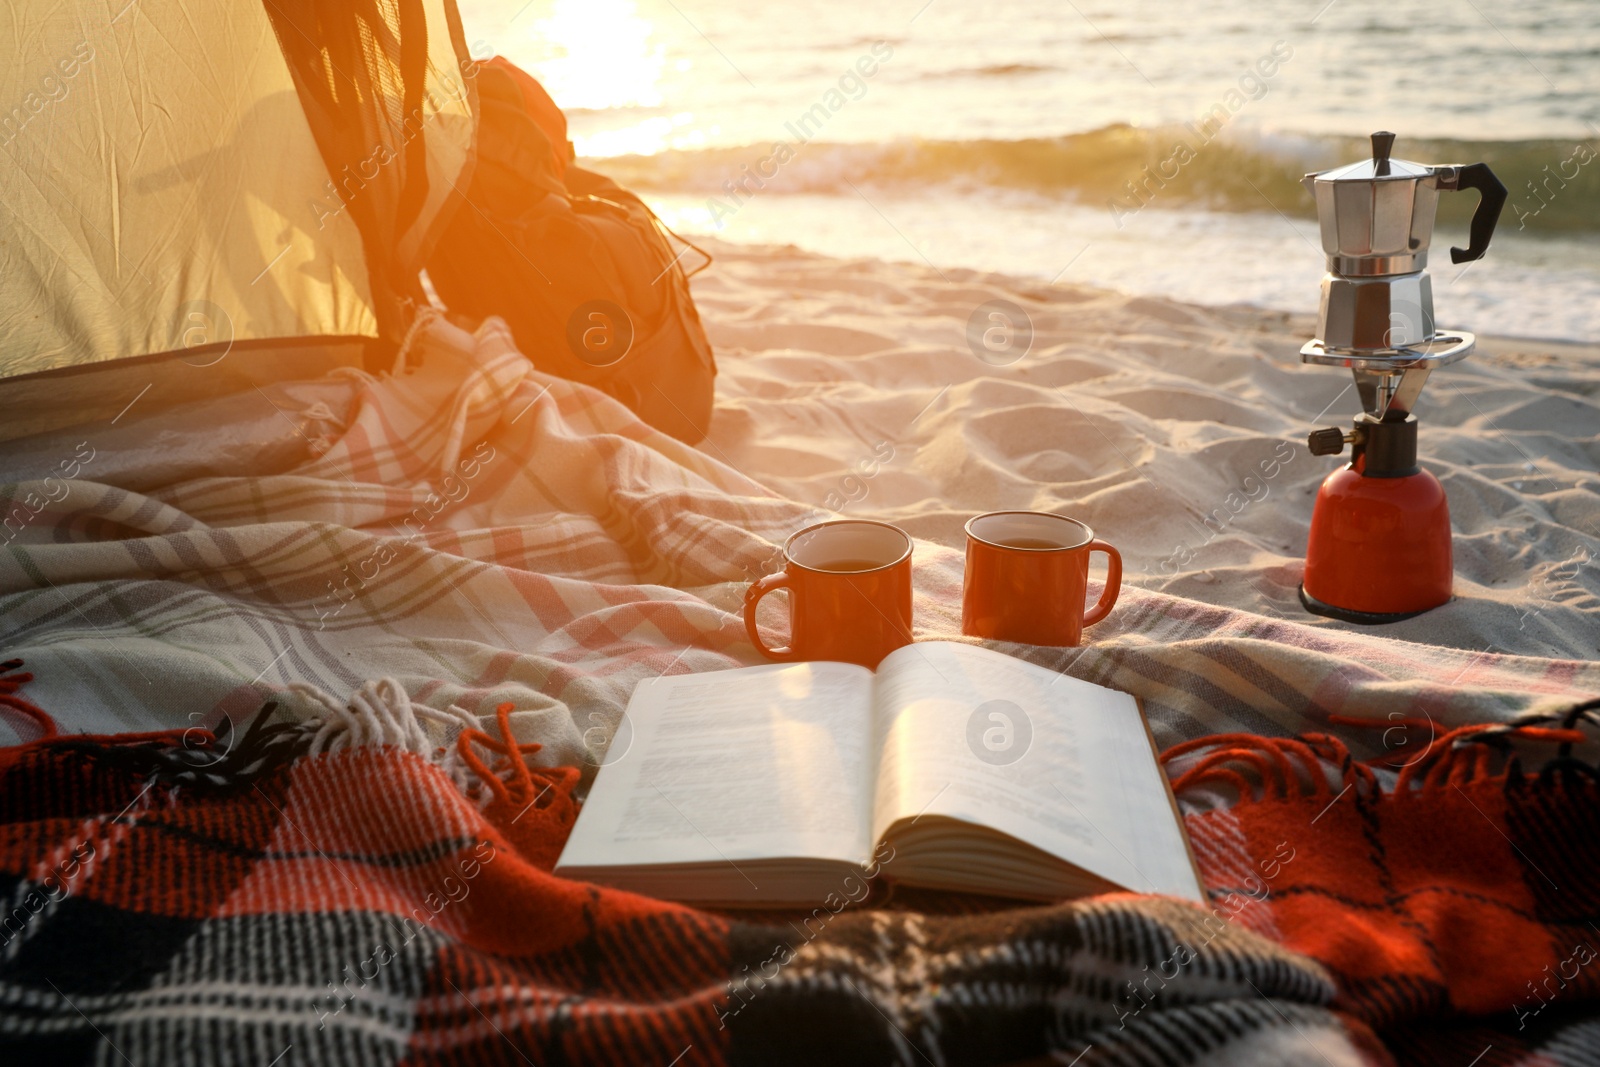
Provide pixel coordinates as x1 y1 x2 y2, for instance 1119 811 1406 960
690 238 1600 661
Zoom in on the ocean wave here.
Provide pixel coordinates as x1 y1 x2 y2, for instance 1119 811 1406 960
587 127 1600 234
918 62 1054 78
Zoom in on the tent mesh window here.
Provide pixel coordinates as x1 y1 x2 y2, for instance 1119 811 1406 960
263 0 433 342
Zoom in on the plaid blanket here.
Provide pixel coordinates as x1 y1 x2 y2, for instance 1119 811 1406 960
2 314 1596 762
2 663 1598 1065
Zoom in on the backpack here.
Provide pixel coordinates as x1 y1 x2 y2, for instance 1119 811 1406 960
426 58 716 443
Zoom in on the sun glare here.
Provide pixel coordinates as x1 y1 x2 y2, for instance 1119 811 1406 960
513 0 709 156
528 0 663 113
576 112 706 158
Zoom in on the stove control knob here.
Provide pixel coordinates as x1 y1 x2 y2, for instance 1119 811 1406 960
1307 427 1347 456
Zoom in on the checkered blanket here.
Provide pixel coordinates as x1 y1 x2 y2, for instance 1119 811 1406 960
4 314 1600 1064
1 662 1598 1065
3 313 1596 762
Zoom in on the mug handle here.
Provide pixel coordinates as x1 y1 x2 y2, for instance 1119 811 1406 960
743 572 798 660
1082 540 1122 627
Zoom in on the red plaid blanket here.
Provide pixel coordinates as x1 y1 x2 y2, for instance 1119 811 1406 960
2 661 1597 1066
1170 702 1600 1064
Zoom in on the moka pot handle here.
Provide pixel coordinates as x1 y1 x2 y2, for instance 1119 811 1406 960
1443 162 1506 264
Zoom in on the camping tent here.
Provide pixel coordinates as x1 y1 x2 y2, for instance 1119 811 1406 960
0 0 479 438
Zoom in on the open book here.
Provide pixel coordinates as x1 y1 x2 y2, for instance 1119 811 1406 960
555 641 1202 906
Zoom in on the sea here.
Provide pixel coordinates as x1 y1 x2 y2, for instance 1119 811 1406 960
458 0 1600 343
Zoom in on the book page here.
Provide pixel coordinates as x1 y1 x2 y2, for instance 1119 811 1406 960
870 642 1201 901
556 661 878 873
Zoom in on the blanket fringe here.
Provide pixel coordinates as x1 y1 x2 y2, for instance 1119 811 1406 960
18 701 304 790
1164 696 1600 805
290 679 577 818
0 659 55 742
287 678 578 810
0 662 573 811
289 678 483 797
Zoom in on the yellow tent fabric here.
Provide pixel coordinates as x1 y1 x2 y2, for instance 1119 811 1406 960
0 0 475 380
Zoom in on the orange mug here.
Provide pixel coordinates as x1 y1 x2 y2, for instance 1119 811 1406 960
961 511 1122 646
744 519 914 668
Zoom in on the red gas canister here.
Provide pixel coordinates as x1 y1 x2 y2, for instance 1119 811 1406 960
1300 413 1454 624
